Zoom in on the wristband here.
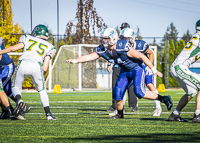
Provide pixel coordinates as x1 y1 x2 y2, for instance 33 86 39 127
151 67 157 74
72 59 78 64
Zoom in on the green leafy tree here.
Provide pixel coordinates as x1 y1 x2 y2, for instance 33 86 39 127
0 0 23 46
0 1 34 88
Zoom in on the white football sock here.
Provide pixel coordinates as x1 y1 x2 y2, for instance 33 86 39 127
173 109 180 115
39 90 49 107
195 110 200 115
153 90 161 108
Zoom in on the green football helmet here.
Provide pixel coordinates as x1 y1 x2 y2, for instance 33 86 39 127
31 24 49 39
196 19 200 31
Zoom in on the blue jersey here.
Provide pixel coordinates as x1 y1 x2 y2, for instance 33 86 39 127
95 39 139 70
133 40 149 53
0 42 13 66
131 40 149 65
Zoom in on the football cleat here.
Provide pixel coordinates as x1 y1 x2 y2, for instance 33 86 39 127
163 95 173 111
192 114 200 123
168 112 188 122
13 102 31 117
108 114 123 119
22 104 31 114
11 115 26 120
109 110 118 116
106 106 116 112
46 113 57 120
131 106 138 112
0 110 10 119
153 107 162 116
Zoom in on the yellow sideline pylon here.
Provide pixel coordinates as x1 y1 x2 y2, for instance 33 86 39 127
53 84 61 93
158 84 165 92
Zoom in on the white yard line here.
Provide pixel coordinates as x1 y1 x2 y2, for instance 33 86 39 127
26 112 194 115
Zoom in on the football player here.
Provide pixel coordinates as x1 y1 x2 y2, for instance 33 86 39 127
106 22 138 114
66 28 173 119
122 28 162 116
109 27 162 116
0 24 57 120
0 36 16 119
169 19 200 123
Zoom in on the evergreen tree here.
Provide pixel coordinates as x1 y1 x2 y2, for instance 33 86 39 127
168 39 177 87
182 30 192 44
175 39 185 59
162 41 167 86
136 26 142 40
115 26 120 35
156 52 163 87
162 22 178 46
149 38 163 86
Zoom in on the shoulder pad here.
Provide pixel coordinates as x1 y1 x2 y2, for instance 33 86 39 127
116 39 131 51
135 40 149 53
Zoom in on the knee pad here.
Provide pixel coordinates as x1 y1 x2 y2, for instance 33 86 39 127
113 86 125 101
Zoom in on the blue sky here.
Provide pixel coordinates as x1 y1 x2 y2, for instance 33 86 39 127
11 0 200 43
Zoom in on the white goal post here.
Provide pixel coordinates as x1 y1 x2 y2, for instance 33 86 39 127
46 44 157 92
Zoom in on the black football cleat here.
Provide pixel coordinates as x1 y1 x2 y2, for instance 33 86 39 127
0 110 10 119
168 112 188 122
192 114 200 123
163 95 173 111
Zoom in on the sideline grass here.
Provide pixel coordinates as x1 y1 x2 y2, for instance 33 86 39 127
1 90 200 143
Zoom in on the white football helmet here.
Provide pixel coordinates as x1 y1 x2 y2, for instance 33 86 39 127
100 28 118 46
120 28 135 44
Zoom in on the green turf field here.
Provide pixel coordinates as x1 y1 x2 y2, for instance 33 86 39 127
1 90 200 143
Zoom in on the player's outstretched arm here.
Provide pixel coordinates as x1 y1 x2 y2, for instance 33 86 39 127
66 52 99 64
0 43 24 55
127 48 163 78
